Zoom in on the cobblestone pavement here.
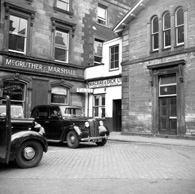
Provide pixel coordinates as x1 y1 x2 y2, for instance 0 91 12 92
0 140 195 194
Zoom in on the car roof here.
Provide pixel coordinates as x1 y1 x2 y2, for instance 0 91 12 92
33 104 82 109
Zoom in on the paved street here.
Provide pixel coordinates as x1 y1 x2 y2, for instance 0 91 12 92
0 140 195 194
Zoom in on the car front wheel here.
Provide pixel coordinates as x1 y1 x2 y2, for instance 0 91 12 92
96 139 107 146
15 141 43 168
66 131 79 148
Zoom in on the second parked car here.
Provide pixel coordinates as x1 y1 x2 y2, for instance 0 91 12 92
31 105 109 148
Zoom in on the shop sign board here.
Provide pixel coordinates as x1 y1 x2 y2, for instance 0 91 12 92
3 57 82 77
76 88 93 93
88 77 122 88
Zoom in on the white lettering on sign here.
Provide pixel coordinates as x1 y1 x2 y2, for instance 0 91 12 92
5 58 76 76
76 88 93 93
88 78 122 88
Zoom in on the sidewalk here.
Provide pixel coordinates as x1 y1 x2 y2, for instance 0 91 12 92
109 132 195 147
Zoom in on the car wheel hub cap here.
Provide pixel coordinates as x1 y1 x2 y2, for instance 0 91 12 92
23 147 36 160
70 135 75 143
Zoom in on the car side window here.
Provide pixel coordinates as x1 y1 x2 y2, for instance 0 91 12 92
32 107 49 119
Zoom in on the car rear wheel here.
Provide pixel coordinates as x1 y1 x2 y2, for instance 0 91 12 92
96 139 107 146
66 131 79 148
15 141 43 168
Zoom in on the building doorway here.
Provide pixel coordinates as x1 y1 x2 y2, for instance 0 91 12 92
113 99 121 131
158 74 177 135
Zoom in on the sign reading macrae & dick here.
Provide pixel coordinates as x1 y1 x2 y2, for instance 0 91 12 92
88 77 122 88
3 57 80 77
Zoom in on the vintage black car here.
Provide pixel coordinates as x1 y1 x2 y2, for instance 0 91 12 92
0 96 48 168
31 104 109 148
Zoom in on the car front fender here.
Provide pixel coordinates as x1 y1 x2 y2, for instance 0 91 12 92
9 131 48 161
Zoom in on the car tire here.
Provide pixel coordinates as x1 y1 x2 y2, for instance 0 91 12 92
66 131 79 148
96 139 107 146
15 141 43 168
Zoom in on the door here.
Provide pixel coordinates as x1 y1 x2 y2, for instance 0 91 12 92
113 100 121 132
159 97 177 135
32 79 49 108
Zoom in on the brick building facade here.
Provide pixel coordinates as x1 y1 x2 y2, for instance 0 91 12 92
0 0 134 118
114 0 195 137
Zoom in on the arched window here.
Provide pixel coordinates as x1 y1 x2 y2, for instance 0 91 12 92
3 80 26 105
175 7 184 45
151 16 159 51
163 12 171 48
51 86 69 104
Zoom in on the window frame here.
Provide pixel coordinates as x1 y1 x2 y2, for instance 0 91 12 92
97 4 107 26
51 86 70 104
159 74 177 97
151 16 159 52
8 14 28 54
94 39 103 66
109 44 119 71
56 0 70 11
54 29 69 63
51 17 76 63
4 2 35 55
163 12 171 49
54 0 73 17
93 94 105 118
175 7 184 46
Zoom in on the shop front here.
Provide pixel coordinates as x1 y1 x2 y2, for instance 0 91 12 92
87 76 122 132
0 55 85 118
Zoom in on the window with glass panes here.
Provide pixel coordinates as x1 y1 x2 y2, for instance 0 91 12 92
93 95 105 118
159 74 177 97
9 15 27 54
94 39 103 65
151 16 159 51
175 7 184 45
97 4 107 26
51 87 69 104
110 44 119 70
55 30 69 62
56 0 69 11
163 12 171 48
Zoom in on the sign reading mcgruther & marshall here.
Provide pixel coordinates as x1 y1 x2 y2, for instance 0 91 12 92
3 57 78 76
88 77 122 88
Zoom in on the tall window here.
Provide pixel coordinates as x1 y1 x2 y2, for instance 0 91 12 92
175 7 184 45
163 12 171 48
56 0 69 11
97 4 107 26
93 95 105 118
151 16 159 51
110 44 119 70
9 15 27 54
94 39 103 65
55 30 69 63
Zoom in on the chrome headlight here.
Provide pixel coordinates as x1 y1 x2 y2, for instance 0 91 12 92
99 120 104 126
85 121 90 127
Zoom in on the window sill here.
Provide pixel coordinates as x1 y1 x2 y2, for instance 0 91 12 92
174 43 184 48
53 7 74 17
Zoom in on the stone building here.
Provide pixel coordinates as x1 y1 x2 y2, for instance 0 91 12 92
113 0 195 137
0 0 134 118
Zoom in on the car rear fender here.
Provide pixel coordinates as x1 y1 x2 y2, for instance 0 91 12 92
9 131 48 161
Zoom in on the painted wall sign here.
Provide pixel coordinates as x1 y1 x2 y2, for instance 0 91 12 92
3 57 80 77
76 88 94 93
88 77 122 88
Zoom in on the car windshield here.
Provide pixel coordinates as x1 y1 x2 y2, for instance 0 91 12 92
59 106 83 117
0 105 24 118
